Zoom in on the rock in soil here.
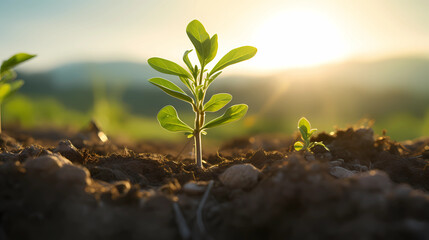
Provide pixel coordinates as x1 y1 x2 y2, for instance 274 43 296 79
219 163 260 189
182 181 208 195
329 166 356 178
112 180 131 194
329 159 343 167
54 139 84 164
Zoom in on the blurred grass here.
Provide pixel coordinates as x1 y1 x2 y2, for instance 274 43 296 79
3 94 177 141
4 95 89 130
3 94 249 143
3 94 428 143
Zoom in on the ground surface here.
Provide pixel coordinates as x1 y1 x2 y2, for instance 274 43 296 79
0 125 428 240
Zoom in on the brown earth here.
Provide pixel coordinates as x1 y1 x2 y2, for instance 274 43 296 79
0 125 428 240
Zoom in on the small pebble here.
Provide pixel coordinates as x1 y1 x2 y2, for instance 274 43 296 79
182 181 208 195
219 164 260 189
330 166 355 178
54 140 84 163
351 163 369 172
114 181 131 194
329 160 343 167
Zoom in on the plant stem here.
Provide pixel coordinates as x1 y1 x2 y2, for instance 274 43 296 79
0 103 2 134
194 112 203 168
193 63 206 169
199 61 205 86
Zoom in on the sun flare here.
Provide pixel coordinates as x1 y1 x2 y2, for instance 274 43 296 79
250 9 349 70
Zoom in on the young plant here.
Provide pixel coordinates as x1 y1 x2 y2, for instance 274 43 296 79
294 117 329 152
148 20 256 169
0 53 36 133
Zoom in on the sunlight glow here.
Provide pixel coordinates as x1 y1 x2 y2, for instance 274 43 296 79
251 9 349 70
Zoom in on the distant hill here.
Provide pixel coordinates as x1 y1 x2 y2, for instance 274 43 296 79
48 61 166 88
18 56 429 93
277 56 429 94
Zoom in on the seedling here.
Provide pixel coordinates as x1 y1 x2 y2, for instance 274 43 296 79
0 53 36 133
294 117 329 152
148 20 256 168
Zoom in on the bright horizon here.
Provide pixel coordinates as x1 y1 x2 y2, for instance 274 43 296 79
1 0 429 73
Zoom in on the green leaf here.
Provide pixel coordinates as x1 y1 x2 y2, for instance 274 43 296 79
148 57 192 79
0 69 17 82
299 125 308 140
294 141 304 151
203 104 248 129
298 117 311 133
0 84 11 101
308 128 318 138
0 80 23 101
1 53 36 74
183 50 194 73
206 34 218 64
179 76 193 92
314 142 330 151
204 93 232 112
197 87 204 101
10 79 24 92
193 64 199 79
157 105 193 132
209 46 257 76
186 20 211 65
207 71 222 86
148 78 194 104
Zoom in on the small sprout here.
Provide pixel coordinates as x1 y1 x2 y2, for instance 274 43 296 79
0 53 36 133
148 20 256 169
294 117 329 152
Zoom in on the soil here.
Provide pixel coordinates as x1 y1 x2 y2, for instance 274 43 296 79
1 124 428 240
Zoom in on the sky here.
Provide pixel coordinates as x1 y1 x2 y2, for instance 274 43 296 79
1 0 429 73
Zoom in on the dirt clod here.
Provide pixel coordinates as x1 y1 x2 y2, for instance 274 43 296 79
24 153 71 173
